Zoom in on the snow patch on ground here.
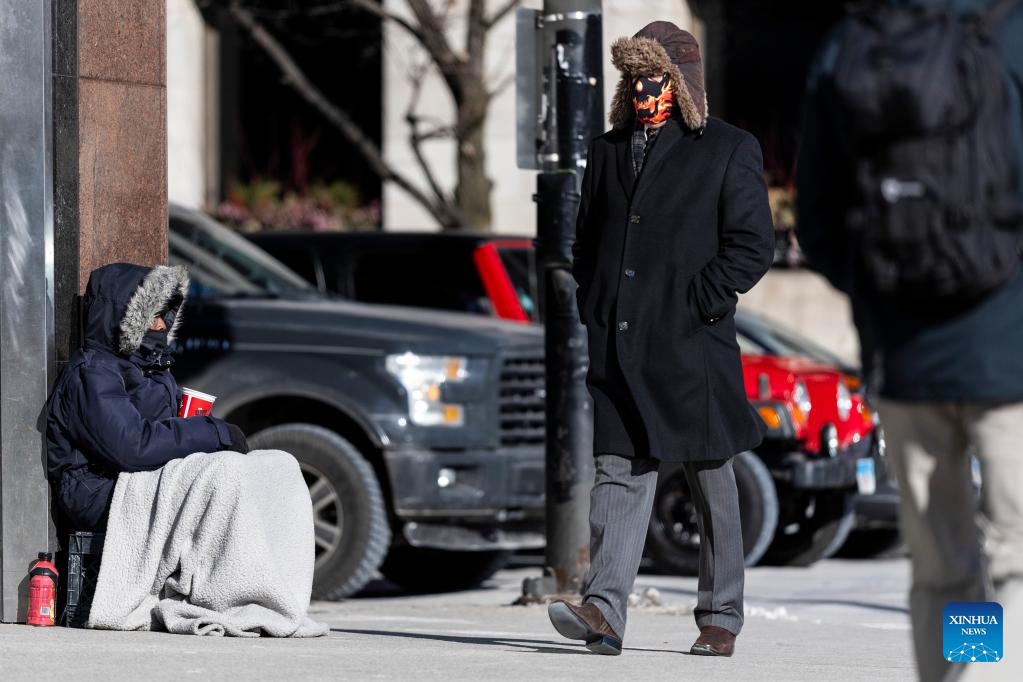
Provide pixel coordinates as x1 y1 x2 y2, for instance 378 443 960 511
860 622 911 631
629 587 664 608
627 588 799 622
745 605 799 621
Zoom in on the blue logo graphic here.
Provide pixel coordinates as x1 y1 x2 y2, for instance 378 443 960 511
943 602 1003 663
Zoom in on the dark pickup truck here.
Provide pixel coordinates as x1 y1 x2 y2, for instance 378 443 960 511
250 230 896 570
168 205 546 598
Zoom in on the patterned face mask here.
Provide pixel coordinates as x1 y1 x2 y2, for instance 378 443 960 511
632 75 674 125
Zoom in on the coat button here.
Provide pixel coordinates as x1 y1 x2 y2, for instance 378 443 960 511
624 268 636 278
618 321 629 331
629 215 641 224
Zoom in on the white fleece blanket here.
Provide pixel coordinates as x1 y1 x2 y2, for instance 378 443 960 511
87 450 328 637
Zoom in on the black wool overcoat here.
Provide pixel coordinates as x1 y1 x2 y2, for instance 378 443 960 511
573 117 775 462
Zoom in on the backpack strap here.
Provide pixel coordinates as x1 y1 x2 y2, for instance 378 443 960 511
980 0 1020 36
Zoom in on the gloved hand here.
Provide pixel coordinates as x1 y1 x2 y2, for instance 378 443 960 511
225 422 250 453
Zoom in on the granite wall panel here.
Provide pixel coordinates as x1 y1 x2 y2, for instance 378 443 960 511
78 0 165 86
77 78 168 292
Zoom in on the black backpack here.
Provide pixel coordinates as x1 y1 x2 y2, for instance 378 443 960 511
828 0 1023 302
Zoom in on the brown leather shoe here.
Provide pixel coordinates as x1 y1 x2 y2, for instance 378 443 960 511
690 626 736 657
547 600 623 655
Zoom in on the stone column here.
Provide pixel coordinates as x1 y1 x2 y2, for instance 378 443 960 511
0 0 56 624
0 0 168 622
54 0 169 363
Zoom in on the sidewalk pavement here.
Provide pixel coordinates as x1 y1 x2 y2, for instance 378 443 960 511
1 557 922 680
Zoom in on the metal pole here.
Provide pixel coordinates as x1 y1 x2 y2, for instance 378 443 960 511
0 0 56 622
534 171 592 595
522 0 603 599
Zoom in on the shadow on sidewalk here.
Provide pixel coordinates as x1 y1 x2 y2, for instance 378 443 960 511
331 628 682 655
349 580 505 600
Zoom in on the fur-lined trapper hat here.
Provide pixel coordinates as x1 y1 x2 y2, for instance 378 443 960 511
610 21 708 132
82 263 189 356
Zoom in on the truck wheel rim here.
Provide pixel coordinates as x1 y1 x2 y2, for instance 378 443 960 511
301 463 344 569
656 474 701 551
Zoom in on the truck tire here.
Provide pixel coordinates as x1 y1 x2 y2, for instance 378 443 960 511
381 548 511 593
762 490 856 567
646 451 779 575
249 423 391 600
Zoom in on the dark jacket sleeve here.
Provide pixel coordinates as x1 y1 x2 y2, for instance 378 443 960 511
690 133 775 322
65 363 231 473
794 22 861 293
794 78 857 293
572 140 599 298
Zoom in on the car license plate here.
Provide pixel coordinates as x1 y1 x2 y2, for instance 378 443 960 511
856 458 877 495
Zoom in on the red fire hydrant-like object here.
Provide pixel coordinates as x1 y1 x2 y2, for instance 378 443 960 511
27 552 58 626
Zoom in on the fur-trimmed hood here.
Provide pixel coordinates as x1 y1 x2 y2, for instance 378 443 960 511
609 21 708 132
83 263 189 356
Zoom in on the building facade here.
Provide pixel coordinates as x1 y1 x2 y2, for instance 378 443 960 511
165 0 699 232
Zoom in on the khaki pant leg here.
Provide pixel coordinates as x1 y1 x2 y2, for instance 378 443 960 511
879 400 986 682
966 401 1023 588
956 402 1023 682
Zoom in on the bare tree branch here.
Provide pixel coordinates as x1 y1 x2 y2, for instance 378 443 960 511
406 63 451 207
228 1 462 228
344 0 427 47
466 0 486 78
486 71 516 100
415 124 457 142
484 0 520 30
346 0 466 104
437 0 458 28
407 0 467 100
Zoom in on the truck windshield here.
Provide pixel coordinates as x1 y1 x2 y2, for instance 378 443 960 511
169 210 313 297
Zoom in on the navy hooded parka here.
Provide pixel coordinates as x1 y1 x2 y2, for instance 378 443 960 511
47 263 232 531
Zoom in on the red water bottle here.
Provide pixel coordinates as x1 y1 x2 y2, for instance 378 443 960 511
27 552 58 627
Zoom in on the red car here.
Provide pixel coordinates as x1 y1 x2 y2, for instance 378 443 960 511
249 231 887 570
743 354 870 456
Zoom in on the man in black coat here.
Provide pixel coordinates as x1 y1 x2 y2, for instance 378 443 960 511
548 22 775 657
47 263 249 531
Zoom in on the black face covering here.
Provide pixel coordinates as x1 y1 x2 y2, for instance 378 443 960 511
137 328 171 366
140 329 169 352
135 310 175 368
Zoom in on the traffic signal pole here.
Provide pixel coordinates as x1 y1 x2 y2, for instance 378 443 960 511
518 0 603 599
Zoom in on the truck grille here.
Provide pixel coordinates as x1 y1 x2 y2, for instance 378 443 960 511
499 354 546 446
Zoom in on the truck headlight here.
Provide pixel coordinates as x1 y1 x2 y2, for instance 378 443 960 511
836 382 852 421
386 353 469 427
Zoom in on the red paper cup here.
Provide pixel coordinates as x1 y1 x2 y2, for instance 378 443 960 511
179 387 217 418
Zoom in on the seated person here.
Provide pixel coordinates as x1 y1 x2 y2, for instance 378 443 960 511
47 263 248 531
